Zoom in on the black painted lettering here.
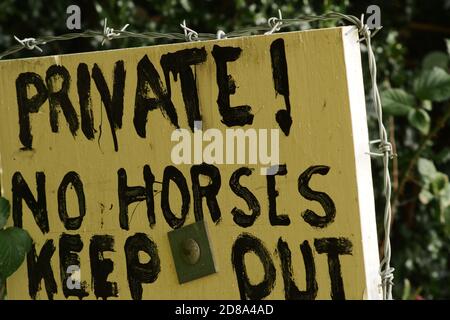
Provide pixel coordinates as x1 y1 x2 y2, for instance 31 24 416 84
161 166 190 229
118 165 155 230
92 61 126 151
211 45 254 126
191 163 221 223
124 233 160 300
278 238 317 300
231 233 276 300
15 72 48 149
270 38 292 135
299 165 336 228
134 55 179 138
77 63 95 140
58 171 86 230
267 164 290 226
59 234 88 299
89 235 118 299
229 167 260 227
12 171 49 234
314 237 353 300
45 65 79 136
160 48 207 130
27 240 57 300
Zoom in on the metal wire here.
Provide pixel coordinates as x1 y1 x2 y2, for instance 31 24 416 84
0 12 394 300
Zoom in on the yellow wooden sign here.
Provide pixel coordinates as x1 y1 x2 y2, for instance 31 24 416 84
0 26 382 300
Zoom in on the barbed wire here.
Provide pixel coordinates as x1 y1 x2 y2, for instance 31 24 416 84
0 12 380 59
0 11 393 300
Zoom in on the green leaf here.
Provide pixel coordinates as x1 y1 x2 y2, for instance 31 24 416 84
440 198 448 224
418 158 437 180
408 109 430 135
422 51 449 70
180 0 192 12
446 39 450 56
436 147 450 164
402 278 412 300
431 172 449 195
419 189 434 204
421 100 432 111
0 197 10 229
381 89 414 116
414 67 450 102
444 205 450 233
0 227 32 279
439 184 450 209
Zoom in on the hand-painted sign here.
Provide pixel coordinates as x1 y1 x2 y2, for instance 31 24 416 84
0 26 382 300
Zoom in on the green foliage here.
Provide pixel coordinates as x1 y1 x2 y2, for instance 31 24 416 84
381 34 450 299
417 157 450 221
0 227 32 279
422 51 449 70
0 197 32 284
414 67 450 102
408 109 430 135
0 197 10 229
447 39 450 56
381 89 414 116
382 58 450 140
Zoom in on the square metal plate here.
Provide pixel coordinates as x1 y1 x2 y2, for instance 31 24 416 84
168 220 217 284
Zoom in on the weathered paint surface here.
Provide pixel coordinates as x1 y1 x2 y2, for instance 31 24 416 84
0 26 381 300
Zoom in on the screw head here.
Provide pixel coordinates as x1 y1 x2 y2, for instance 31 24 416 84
181 238 201 265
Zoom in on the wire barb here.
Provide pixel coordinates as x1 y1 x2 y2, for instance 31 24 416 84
180 20 199 42
265 9 283 35
13 36 44 53
216 30 227 40
101 18 129 46
368 140 396 159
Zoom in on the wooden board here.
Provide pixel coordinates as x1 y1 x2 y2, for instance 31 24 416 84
0 26 382 300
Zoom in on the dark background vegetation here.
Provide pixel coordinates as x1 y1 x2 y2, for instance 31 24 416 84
0 0 450 299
